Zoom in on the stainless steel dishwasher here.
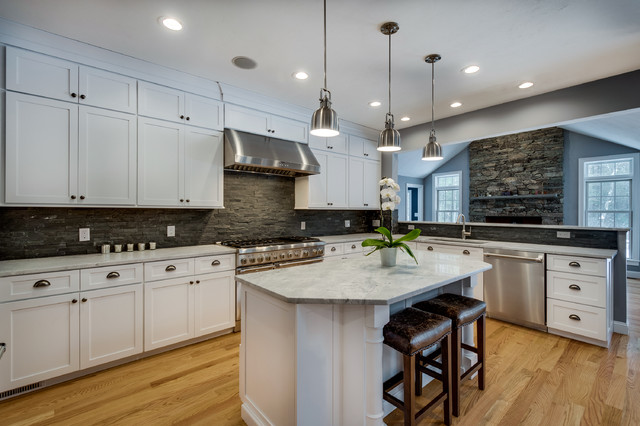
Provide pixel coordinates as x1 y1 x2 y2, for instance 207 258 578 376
483 248 547 331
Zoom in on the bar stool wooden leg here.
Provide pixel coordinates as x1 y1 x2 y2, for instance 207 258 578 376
478 314 486 390
441 334 452 426
403 354 417 426
451 326 461 417
415 352 423 396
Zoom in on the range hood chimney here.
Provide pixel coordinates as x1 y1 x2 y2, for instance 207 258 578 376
224 129 321 177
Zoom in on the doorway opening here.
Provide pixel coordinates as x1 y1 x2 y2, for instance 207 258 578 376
406 184 424 221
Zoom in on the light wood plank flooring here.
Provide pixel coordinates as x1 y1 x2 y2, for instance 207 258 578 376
2 280 639 425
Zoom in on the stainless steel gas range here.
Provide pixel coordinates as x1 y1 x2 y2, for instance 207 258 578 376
219 236 326 331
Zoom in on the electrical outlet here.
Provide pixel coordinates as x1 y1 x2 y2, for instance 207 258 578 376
301 221 306 230
557 231 571 239
79 228 90 242
372 220 380 227
408 224 415 230
167 225 175 237
345 220 350 228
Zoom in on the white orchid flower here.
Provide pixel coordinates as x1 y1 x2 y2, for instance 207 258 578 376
391 182 400 191
379 178 390 186
380 188 396 199
394 195 401 204
382 201 396 210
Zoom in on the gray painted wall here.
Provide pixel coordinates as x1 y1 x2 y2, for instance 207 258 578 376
397 176 425 221
563 130 639 225
423 148 470 221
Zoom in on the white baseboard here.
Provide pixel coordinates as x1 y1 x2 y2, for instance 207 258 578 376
614 320 629 335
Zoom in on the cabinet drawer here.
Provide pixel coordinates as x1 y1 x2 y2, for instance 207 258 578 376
418 242 482 258
547 254 607 276
547 299 607 341
344 242 363 255
546 270 606 308
0 270 80 302
144 258 194 282
80 264 143 291
194 254 235 274
325 244 345 257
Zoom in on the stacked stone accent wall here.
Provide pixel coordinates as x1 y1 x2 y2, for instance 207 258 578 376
0 172 380 260
469 127 564 225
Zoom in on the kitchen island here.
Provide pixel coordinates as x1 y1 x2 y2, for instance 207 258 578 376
236 250 491 426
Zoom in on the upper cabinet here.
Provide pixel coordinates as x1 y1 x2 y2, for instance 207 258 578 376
138 81 223 130
308 134 349 154
6 47 137 113
224 104 309 144
348 135 380 161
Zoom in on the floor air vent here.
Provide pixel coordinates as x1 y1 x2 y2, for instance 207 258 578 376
0 381 42 400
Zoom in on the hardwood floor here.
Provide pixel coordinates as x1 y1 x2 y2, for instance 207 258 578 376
1 280 639 425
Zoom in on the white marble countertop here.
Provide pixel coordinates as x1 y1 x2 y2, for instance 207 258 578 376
236 250 492 305
319 234 617 259
0 244 236 277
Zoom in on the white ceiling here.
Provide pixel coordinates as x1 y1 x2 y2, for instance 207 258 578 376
0 0 639 133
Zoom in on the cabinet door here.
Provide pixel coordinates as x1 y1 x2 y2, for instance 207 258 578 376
326 153 348 207
184 128 224 207
144 277 195 351
137 117 184 206
348 157 365 208
326 133 349 154
363 160 381 209
308 135 328 150
0 294 79 392
78 106 136 205
349 135 380 160
138 81 184 123
80 284 143 369
6 47 79 102
270 115 309 143
194 271 235 336
224 104 269 136
307 150 329 207
184 94 223 130
79 66 137 113
5 92 79 204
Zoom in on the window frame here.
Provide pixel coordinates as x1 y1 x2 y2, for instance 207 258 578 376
432 170 462 223
578 152 638 260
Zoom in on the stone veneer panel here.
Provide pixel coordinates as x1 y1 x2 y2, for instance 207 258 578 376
0 172 380 260
469 127 564 224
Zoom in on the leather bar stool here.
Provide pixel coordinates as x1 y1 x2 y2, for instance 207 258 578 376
413 293 486 417
383 307 453 426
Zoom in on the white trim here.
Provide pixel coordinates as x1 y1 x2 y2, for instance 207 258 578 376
432 170 462 222
405 183 424 221
613 320 629 335
578 152 639 260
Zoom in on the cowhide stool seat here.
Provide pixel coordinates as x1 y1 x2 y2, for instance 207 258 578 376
383 307 453 426
413 293 486 417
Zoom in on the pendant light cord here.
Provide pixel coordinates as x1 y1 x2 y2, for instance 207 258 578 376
323 0 327 91
388 32 392 116
430 60 435 132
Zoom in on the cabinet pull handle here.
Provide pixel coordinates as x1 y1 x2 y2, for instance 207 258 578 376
569 261 581 267
327 145 333 149
0 343 5 360
80 195 85 200
180 199 184 202
569 314 581 321
106 271 120 279
81 298 87 303
190 281 194 285
72 299 78 304
80 94 86 100
165 265 177 272
71 195 77 200
186 199 190 203
364 153 368 157
71 92 77 98
364 203 368 206
568 284 581 291
186 116 190 121
196 280 200 284
352 244 357 249
33 280 51 288
427 246 434 251
180 115 185 119
331 247 337 252
463 249 471 255
211 260 221 266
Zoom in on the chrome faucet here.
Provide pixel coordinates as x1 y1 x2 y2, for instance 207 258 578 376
456 213 472 240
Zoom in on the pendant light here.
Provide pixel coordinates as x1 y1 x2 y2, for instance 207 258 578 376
422 54 443 161
310 0 339 137
377 22 401 152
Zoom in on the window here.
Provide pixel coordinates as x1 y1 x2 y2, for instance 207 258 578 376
579 154 638 260
432 171 461 223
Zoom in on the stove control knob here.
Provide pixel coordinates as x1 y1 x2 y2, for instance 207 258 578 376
249 257 256 263
318 248 324 255
302 250 309 256
281 253 286 259
312 249 317 255
288 251 294 258
272 254 279 261
241 258 248 265
294 251 301 257
256 256 264 262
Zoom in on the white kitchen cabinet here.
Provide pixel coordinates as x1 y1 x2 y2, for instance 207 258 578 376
144 277 195 351
138 81 223 130
194 271 236 337
348 157 380 209
5 92 136 205
80 284 143 369
309 133 349 154
348 135 381 161
7 47 136 113
0 293 80 393
137 117 223 208
295 149 348 209
224 104 308 143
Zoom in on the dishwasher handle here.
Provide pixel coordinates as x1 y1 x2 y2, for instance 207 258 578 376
484 253 544 263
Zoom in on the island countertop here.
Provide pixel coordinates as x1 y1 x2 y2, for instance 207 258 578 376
236 250 491 305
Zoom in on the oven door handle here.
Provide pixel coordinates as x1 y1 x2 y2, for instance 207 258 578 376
236 265 276 274
275 258 324 268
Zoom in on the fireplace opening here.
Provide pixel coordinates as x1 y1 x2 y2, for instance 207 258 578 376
485 216 543 225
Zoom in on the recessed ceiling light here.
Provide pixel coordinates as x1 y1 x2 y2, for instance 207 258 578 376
161 17 183 31
462 65 480 74
293 71 309 80
519 81 534 89
450 102 462 108
232 56 258 70
400 116 410 121
369 101 382 107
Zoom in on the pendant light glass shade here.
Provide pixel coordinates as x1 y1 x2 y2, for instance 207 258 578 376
378 22 401 152
421 54 443 161
310 0 339 137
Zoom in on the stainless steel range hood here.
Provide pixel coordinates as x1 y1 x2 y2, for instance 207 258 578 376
224 129 321 177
